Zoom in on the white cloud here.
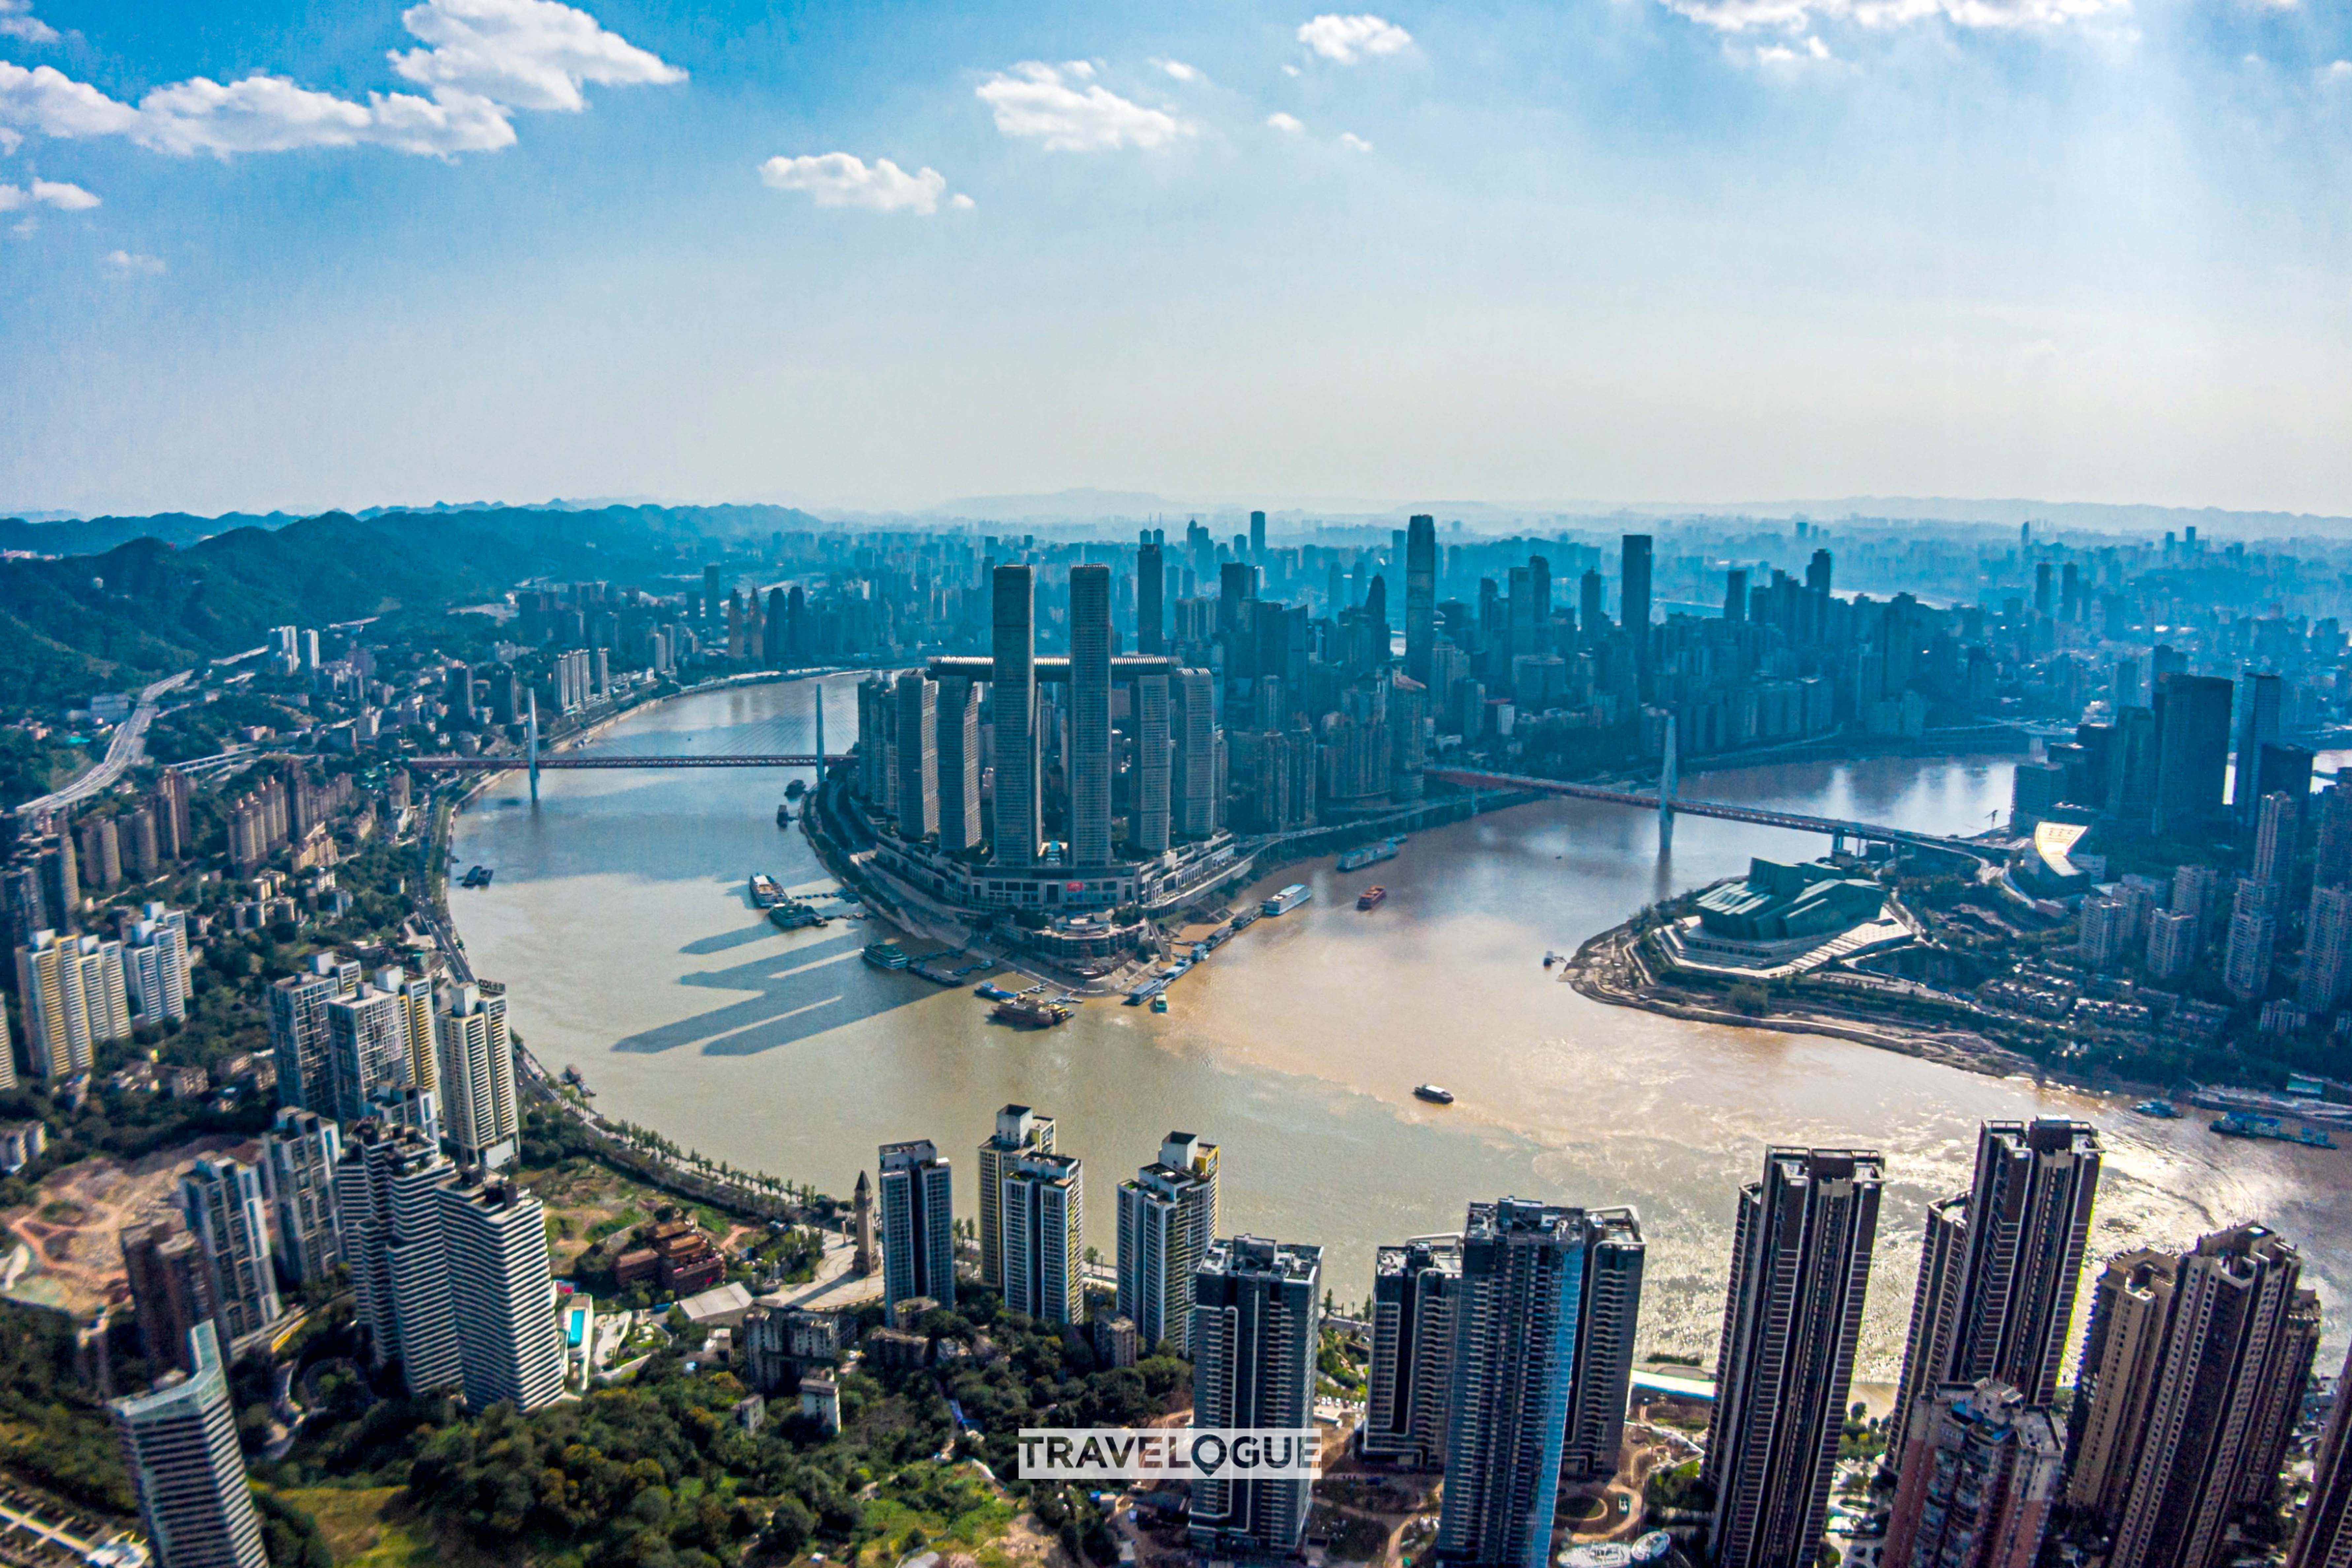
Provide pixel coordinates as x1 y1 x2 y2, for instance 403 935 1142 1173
1339 130 1373 150
0 176 94 210
976 62 1193 152
759 151 959 214
390 0 684 112
0 0 677 160
0 0 56 43
1156 58 1201 82
102 248 163 275
0 128 21 154
1266 111 1305 133
1658 0 2123 29
1296 14 1414 63
2328 59 2351 79
950 192 973 209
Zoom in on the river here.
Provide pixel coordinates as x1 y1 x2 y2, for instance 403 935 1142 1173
449 674 2348 1377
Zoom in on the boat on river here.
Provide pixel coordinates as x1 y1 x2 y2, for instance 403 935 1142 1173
1338 837 1405 872
1414 1084 1455 1105
992 999 1072 1029
1357 886 1387 911
750 873 783 908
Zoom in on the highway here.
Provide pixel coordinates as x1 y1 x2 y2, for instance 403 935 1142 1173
15 667 192 817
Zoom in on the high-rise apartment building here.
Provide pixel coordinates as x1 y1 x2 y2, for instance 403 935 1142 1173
268 951 361 1113
1882 1380 2063 1568
1707 1148 1884 1568
977 1105 1053 1292
879 1139 955 1308
2146 908 2199 980
934 674 982 854
121 1221 211 1378
2224 886 2277 1003
110 1322 269 1568
893 670 939 840
1189 1236 1322 1559
2067 1250 2179 1520
1000 1148 1083 1325
438 1170 566 1412
990 565 1039 866
1068 563 1114 864
1563 1207 1646 1484
1434 1200 1638 1568
2254 789 2299 894
262 1108 342 1284
2289 1341 2352 1568
1116 1132 1218 1351
1892 1120 2100 1467
326 983 412 1123
2302 886 2352 1014
15 928 129 1077
334 1121 462 1395
122 905 189 1026
435 983 517 1169
179 1155 282 1353
1364 1236 1460 1469
2085 1226 2317 1568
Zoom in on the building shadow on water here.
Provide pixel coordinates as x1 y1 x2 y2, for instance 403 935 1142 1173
610 929 949 1058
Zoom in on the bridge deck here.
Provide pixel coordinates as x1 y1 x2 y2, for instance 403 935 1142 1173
408 754 846 770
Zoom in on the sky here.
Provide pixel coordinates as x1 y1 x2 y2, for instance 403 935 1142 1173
0 0 2347 519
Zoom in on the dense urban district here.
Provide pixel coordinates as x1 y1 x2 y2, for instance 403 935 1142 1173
0 502 2350 1568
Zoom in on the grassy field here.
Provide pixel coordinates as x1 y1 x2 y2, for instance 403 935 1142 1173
271 1485 518 1568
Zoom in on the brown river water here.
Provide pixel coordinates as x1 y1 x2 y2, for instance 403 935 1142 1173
451 674 2348 1375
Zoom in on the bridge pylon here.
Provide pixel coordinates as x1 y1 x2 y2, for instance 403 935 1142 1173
1658 715 1678 854
526 691 540 805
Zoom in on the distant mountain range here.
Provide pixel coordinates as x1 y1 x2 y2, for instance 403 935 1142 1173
904 489 2352 536
0 502 824 712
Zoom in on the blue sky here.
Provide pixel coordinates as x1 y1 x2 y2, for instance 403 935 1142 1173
0 0 2346 517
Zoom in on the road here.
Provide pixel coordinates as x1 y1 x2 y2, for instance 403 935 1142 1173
15 667 192 816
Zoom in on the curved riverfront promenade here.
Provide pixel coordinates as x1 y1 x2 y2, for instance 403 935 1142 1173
447 672 2352 1375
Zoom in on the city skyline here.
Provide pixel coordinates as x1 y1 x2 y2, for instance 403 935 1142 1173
3 1 2351 516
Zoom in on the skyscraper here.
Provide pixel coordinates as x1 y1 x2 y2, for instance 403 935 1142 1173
334 1121 462 1395
267 951 360 1113
1563 1207 1646 1484
1364 1236 1460 1469
1250 508 1266 560
1116 1132 1219 1352
437 1170 567 1412
935 674 982 854
2254 789 2299 895
1578 571 1604 647
977 1105 1053 1292
879 1139 955 1308
1707 1148 1884 1568
1882 1380 2063 1568
1892 1120 2101 1468
2234 670 2282 824
2224 882 2277 1003
326 983 412 1123
2288 1341 2352 1568
1172 668 1217 839
1068 563 1114 863
2083 1226 2317 1568
1406 514 1437 686
262 1108 343 1284
121 1222 211 1378
1189 1237 1322 1558
1619 534 1652 639
179 1155 282 1353
2151 672 2234 836
892 670 939 840
1133 672 1173 855
1434 1201 1638 1568
1001 1148 1083 1324
1138 538 1165 655
2302 885 2352 1014
110 1322 269 1568
435 983 517 1169
991 566 1039 866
